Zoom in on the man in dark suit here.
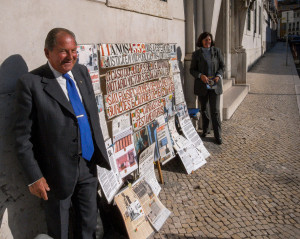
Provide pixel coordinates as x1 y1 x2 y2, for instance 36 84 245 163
15 28 111 239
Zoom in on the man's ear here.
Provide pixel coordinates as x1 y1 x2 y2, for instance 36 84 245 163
44 48 50 59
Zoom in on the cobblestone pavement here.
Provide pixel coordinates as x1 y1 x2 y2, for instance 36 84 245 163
152 42 300 239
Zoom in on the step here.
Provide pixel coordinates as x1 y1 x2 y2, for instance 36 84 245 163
223 79 232 92
296 85 300 115
223 85 250 120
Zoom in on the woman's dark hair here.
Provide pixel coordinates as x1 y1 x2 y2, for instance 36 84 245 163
196 32 215 48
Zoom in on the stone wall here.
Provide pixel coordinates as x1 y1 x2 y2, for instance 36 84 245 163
0 0 185 237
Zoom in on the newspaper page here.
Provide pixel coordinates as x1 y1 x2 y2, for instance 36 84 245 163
156 124 175 165
176 102 189 120
112 113 131 143
173 74 185 105
114 184 155 239
95 93 109 140
178 116 210 159
146 121 160 162
197 143 210 159
177 142 206 174
90 71 101 94
112 120 138 178
77 44 101 94
132 179 171 231
163 93 175 120
169 59 180 74
114 134 138 178
166 116 178 146
97 140 123 203
138 143 161 196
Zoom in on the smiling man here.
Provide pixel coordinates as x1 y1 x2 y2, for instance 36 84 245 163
15 28 111 239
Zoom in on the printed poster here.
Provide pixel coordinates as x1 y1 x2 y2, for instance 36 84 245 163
97 139 123 203
95 93 109 140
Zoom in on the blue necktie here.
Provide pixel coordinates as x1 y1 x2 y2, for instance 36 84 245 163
62 73 94 161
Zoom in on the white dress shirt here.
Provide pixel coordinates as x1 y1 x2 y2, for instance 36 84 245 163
48 62 83 102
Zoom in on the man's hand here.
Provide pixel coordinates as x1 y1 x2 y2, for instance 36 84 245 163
200 74 209 84
29 177 50 200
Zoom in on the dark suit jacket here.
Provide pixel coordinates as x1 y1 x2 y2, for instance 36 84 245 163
15 63 111 199
190 46 225 96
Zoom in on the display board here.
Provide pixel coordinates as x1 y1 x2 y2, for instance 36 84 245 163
77 43 210 238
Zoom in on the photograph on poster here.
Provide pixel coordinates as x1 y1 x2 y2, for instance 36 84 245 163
147 121 160 162
133 128 149 156
176 102 189 119
77 44 99 72
115 148 138 178
126 199 144 221
114 134 132 153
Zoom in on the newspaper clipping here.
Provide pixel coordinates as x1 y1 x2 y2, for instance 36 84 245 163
114 178 171 238
95 93 109 140
97 142 123 203
156 123 175 165
138 143 161 196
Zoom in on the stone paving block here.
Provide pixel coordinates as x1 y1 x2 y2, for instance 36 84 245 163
150 44 300 239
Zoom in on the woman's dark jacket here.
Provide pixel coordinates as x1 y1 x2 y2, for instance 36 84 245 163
190 46 225 96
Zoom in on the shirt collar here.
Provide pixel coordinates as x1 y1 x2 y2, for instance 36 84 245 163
48 61 74 79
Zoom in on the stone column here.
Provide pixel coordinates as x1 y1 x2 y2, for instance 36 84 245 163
184 0 197 108
224 0 231 80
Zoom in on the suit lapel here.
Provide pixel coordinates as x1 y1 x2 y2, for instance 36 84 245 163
41 64 75 116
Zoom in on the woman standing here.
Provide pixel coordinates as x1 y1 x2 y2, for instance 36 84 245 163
190 32 225 145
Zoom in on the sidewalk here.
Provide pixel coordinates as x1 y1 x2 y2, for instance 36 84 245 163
154 42 300 239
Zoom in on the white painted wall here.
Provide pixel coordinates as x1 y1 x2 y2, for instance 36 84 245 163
0 0 185 237
242 0 264 70
0 0 185 70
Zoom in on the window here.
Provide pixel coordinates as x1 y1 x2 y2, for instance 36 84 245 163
259 6 261 35
247 8 251 31
254 3 257 34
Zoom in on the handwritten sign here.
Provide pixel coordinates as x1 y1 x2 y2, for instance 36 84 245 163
105 60 170 94
104 77 174 119
131 99 165 131
99 43 176 68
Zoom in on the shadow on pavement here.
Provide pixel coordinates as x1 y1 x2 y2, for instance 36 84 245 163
164 234 230 239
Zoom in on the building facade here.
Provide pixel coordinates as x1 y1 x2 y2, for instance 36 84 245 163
0 0 278 237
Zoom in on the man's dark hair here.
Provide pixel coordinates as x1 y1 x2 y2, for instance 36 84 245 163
196 32 215 48
45 28 77 51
